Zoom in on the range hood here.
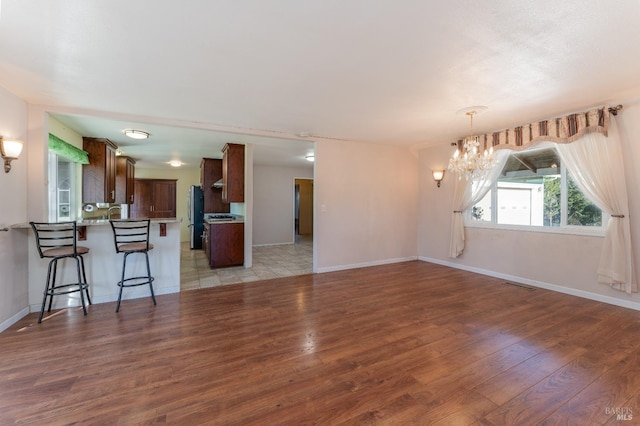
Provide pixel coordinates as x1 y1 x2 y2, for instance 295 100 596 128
211 179 223 189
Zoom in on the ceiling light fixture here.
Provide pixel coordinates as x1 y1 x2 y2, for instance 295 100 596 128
123 129 150 140
305 154 315 162
0 137 24 173
168 160 182 167
448 107 495 180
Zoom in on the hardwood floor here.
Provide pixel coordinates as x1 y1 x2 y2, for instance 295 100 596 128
2 261 640 424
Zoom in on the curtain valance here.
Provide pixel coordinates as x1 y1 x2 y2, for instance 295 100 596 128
471 107 611 153
48 133 89 164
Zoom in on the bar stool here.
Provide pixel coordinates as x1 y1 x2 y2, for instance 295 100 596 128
109 219 156 312
30 221 92 323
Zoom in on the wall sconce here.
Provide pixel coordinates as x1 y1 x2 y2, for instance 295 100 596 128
0 137 24 173
432 170 445 187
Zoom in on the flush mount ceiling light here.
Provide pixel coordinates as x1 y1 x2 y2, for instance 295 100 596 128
305 154 315 162
168 160 183 167
123 129 150 140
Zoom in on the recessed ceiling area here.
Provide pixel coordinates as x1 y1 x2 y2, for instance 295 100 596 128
52 114 315 170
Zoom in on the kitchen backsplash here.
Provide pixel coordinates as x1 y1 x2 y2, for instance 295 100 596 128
230 203 245 217
81 203 128 220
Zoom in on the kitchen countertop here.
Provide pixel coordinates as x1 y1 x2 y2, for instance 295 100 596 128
11 218 180 229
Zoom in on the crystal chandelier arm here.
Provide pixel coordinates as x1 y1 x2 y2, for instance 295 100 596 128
448 107 496 180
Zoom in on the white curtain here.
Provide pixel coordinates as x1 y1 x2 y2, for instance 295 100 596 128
555 119 636 293
449 150 509 258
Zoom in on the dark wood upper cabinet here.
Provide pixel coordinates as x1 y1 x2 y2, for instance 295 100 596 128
115 156 136 204
82 137 118 203
130 179 177 218
222 143 245 203
200 158 229 213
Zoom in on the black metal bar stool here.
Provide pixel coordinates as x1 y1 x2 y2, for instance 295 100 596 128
109 219 156 312
30 221 92 323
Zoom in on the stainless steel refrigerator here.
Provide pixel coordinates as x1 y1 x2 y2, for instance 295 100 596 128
188 185 204 249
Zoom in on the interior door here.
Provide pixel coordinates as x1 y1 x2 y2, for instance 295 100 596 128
295 178 313 235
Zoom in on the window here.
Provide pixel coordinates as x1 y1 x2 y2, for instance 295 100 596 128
469 146 603 232
48 151 79 222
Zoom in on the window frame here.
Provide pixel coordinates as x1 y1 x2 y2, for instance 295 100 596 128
464 145 607 237
48 150 81 223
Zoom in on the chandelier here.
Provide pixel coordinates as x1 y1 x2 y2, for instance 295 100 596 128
448 109 495 180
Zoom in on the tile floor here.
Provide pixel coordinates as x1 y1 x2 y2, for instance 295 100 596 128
180 235 313 290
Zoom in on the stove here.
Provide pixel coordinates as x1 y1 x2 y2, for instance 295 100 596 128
205 214 236 222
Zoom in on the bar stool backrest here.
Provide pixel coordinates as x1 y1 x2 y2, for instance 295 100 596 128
110 219 151 253
30 221 79 258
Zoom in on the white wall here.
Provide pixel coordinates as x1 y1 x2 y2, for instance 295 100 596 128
0 85 29 331
49 116 83 148
417 98 640 309
315 139 419 272
26 105 49 222
135 167 200 243
253 164 313 246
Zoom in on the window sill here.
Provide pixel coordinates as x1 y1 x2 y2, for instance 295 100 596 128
464 221 606 237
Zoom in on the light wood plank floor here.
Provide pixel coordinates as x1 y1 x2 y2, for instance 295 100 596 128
2 261 640 424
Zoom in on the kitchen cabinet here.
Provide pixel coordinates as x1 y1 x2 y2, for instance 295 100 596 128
82 137 118 203
115 156 136 204
200 158 229 213
131 179 177 218
222 143 245 203
204 221 244 268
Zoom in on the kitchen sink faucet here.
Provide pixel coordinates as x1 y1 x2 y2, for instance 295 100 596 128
107 205 122 220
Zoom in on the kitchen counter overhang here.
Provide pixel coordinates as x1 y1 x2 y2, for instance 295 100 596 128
12 217 180 228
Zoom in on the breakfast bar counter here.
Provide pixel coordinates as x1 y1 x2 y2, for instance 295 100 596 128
13 219 181 313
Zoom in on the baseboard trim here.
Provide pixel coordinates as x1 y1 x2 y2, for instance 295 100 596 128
252 242 294 247
419 256 640 311
0 307 30 333
318 256 418 273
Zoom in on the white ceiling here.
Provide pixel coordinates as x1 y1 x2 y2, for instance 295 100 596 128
1 1 640 168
